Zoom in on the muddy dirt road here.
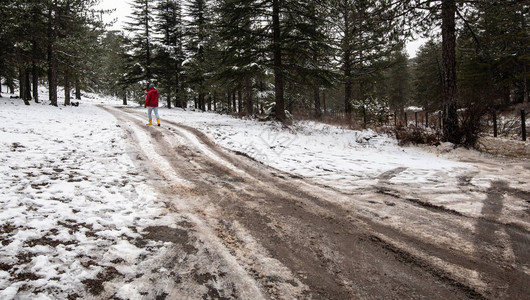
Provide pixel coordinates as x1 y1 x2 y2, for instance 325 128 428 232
103 106 530 299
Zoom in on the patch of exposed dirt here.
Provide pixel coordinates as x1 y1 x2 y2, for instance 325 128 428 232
142 225 197 254
82 266 121 296
101 106 530 299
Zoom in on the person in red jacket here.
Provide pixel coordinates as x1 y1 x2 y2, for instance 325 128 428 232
144 83 160 126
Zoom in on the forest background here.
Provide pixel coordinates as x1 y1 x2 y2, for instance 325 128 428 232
0 0 528 146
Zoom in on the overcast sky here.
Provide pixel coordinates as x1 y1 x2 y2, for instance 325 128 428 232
96 0 424 57
96 0 132 30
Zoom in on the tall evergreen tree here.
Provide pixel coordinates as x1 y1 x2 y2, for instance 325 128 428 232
217 0 266 116
412 40 443 112
154 0 185 108
124 0 155 86
185 0 211 111
387 51 411 114
331 0 405 116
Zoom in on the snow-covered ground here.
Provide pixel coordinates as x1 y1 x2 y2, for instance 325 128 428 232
0 91 179 299
154 107 471 191
1 88 528 298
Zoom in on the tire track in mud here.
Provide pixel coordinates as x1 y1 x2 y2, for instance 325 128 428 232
104 106 529 299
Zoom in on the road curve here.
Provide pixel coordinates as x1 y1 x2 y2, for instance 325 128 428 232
101 106 530 300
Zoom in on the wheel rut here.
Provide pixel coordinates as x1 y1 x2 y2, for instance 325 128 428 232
102 106 530 299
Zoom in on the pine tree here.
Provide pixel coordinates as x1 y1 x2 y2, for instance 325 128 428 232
388 51 411 114
217 0 267 116
331 0 405 116
124 0 156 86
185 0 212 111
458 1 529 107
412 40 443 112
154 0 185 108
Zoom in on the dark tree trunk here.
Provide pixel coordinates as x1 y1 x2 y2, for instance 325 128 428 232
245 76 253 116
24 68 32 101
47 7 58 106
75 79 81 100
314 84 321 118
123 89 128 105
272 0 285 121
32 64 39 103
19 68 30 105
343 3 353 115
199 92 205 111
441 0 459 143
174 59 181 108
207 95 211 111
227 89 232 112
7 76 15 94
344 74 352 114
167 85 172 109
19 67 24 99
144 0 152 80
232 90 237 113
237 88 243 116
213 93 217 111
322 90 327 114
64 71 71 106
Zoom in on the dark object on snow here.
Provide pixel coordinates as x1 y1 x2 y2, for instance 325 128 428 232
71 101 79 107
10 95 20 99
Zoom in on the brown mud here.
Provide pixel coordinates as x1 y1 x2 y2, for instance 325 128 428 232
101 106 530 299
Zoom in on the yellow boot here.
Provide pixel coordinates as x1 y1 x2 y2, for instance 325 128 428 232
157 119 160 126
146 120 152 125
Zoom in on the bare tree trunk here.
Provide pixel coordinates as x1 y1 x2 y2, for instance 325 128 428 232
167 85 172 109
232 90 237 113
7 76 14 94
227 89 232 112
441 0 459 143
19 68 30 105
123 89 128 106
322 90 327 114
47 2 58 106
199 92 205 111
19 67 24 99
174 60 181 108
213 93 217 111
64 71 71 106
24 68 32 101
237 88 243 116
272 0 285 121
32 64 39 103
343 1 353 115
245 76 253 116
144 0 152 80
314 84 321 118
75 79 81 100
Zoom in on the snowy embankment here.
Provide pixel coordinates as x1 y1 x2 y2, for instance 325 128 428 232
0 93 177 299
158 107 470 190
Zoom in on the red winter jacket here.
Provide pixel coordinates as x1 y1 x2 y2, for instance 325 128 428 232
144 88 159 108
